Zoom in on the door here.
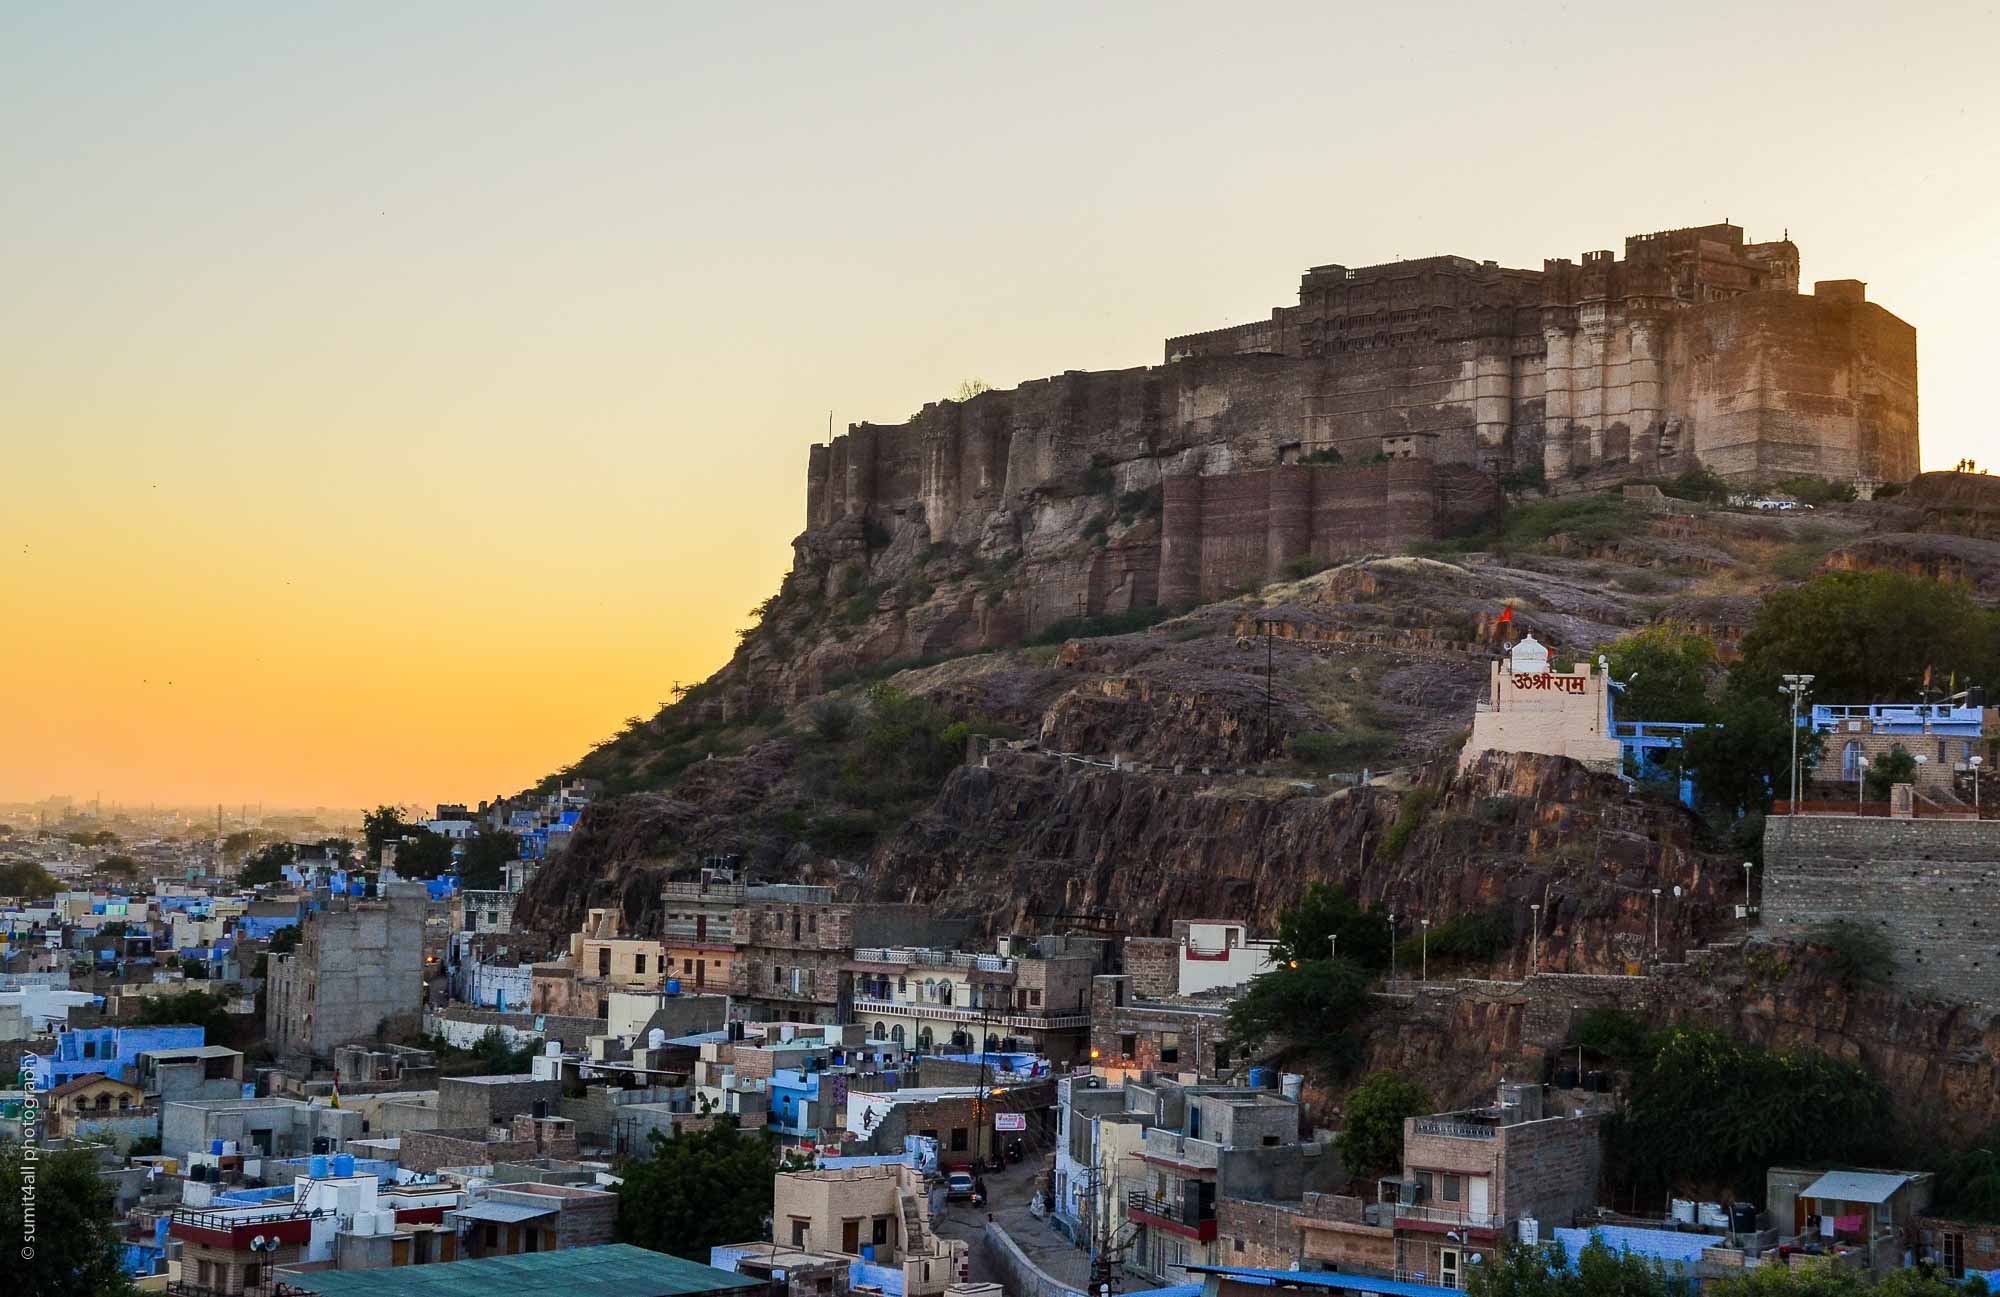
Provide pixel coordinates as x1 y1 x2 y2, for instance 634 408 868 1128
843 1219 861 1253
1943 1232 1965 1278
1469 1176 1490 1220
1440 1248 1462 1289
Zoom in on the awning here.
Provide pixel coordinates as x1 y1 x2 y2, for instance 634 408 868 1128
448 1202 556 1224
1800 1171 1912 1205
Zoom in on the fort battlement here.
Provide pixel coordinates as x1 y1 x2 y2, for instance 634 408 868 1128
794 220 1915 637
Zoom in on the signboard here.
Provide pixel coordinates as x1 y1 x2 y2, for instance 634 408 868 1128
994 1112 1026 1132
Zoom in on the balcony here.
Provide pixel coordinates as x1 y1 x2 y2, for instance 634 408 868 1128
851 947 1016 974
169 1204 321 1250
1138 1127 1221 1170
1393 1202 1502 1233
1126 1188 1217 1241
1412 1117 1498 1140
850 996 1087 1031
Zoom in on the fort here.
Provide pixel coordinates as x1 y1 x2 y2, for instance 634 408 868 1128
775 222 1918 663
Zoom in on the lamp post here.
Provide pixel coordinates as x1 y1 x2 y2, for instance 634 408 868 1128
1742 861 1754 931
1650 888 1662 960
1420 918 1432 983
1529 903 1541 976
1780 674 1815 814
1388 913 1397 984
1856 753 1869 815
1973 755 1985 816
1328 933 1338 962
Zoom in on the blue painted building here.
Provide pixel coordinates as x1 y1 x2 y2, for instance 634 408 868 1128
1811 703 1986 780
767 1068 822 1139
26 1024 205 1087
1605 680 1708 808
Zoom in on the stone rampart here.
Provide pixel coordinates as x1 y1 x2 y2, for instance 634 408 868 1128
1763 816 2000 1004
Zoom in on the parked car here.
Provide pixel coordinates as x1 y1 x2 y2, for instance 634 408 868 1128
946 1171 976 1201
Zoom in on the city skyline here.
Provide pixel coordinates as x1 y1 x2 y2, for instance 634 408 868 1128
6 2 1997 807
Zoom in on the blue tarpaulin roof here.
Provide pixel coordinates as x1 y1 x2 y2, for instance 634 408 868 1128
1555 1226 1711 1272
1184 1266 1460 1297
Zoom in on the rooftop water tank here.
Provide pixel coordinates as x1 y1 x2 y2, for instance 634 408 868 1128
648 1028 666 1049
666 978 681 995
333 1153 355 1177
1248 1067 1275 1090
211 1139 225 1155
309 1154 330 1178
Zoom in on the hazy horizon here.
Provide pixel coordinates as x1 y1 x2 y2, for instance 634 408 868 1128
6 1 1997 808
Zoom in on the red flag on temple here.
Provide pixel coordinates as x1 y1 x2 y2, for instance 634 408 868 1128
1496 605 1514 624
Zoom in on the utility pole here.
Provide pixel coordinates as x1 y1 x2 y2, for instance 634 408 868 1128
1420 918 1431 983
1780 674 1814 813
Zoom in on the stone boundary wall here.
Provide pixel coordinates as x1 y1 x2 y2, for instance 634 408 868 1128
979 1222 1084 1297
1764 817 2000 1004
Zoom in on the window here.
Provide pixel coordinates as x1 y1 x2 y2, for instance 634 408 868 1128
1120 1033 1137 1058
1160 1032 1180 1064
791 1219 810 1247
684 958 693 974
634 953 647 976
82 1040 96 1058
951 1127 969 1151
1443 1174 1462 1203
597 948 611 976
808 913 818 934
773 966 783 987
873 1217 890 1245
1030 989 1041 1006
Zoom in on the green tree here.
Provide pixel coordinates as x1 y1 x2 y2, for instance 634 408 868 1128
1469 1237 1679 1297
1864 742 1918 799
1611 1027 1889 1196
1683 694 1817 818
1935 1129 2000 1223
238 841 295 887
391 828 454 879
614 1121 779 1260
267 924 302 955
1223 959 1371 1071
362 805 413 860
1605 625 1717 723
1271 883 1391 970
0 1142 137 1297
1338 1071 1430 1178
456 829 518 890
0 860 59 898
1732 570 2000 703
97 854 141 878
131 989 233 1039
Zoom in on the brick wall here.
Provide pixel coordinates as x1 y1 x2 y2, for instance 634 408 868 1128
1765 817 2000 1003
1124 940 1179 998
1218 1198 1304 1268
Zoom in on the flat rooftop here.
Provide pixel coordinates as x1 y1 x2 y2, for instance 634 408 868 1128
277 1243 759 1297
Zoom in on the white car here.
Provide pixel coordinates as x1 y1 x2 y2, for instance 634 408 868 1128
946 1171 975 1201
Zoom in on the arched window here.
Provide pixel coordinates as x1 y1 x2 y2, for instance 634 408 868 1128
1843 739 1864 780
939 981 953 1006
917 1027 933 1050
890 1024 906 1046
984 1034 1000 1053
871 1021 886 1041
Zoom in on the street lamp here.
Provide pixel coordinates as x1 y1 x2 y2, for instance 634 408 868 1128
1973 756 1985 816
1420 918 1432 983
1650 888 1662 959
1780 674 1815 814
1529 903 1541 976
1328 933 1338 962
1388 913 1397 983
1742 861 1754 930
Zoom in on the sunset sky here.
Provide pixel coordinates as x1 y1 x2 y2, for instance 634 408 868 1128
5 2 1996 809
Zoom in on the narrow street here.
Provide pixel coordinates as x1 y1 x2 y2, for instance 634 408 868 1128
929 1156 1100 1292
